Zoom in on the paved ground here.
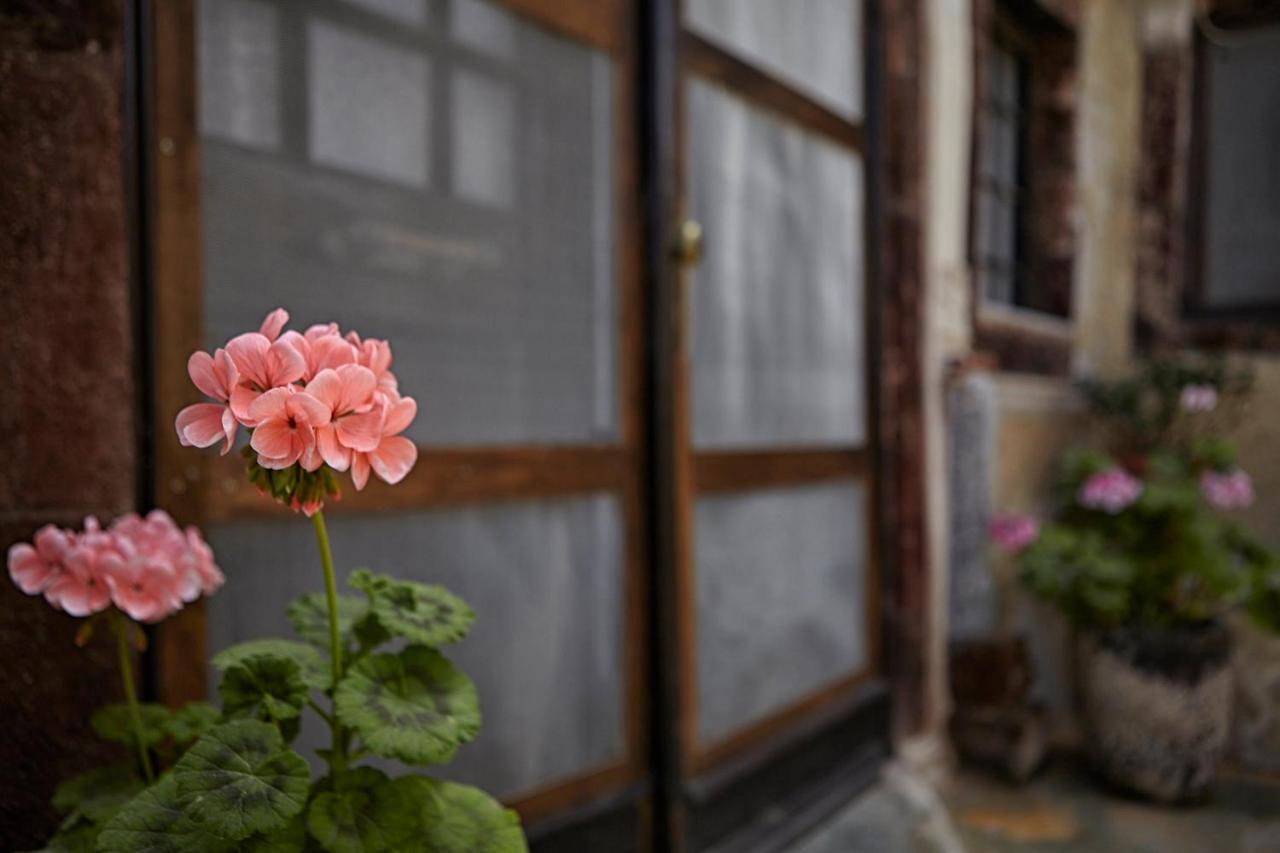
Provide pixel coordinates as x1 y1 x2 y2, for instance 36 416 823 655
788 758 1280 853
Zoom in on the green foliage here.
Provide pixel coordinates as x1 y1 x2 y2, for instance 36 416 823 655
96 775 230 853
307 768 422 853
218 655 310 729
334 646 481 766
162 703 220 747
349 569 474 648
213 638 329 689
409 778 528 853
172 720 310 841
288 591 368 653
91 704 173 749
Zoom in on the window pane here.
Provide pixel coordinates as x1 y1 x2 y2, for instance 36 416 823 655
198 0 618 446
695 481 871 745
199 0 281 150
685 0 863 120
206 495 625 798
687 79 866 449
1204 25 1280 309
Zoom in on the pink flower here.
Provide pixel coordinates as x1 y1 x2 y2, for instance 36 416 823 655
101 544 183 624
175 348 240 453
988 513 1040 553
185 527 225 596
347 332 399 397
1201 469 1254 510
280 327 358 382
45 539 112 617
7 524 74 594
306 365 383 471
226 332 307 424
248 387 331 470
1078 468 1143 514
351 394 418 490
1180 384 1219 413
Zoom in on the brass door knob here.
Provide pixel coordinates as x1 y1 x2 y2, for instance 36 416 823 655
674 219 703 266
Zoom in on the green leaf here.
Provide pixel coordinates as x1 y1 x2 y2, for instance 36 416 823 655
287 592 367 650
163 702 221 747
306 768 420 853
51 764 143 824
219 655 310 725
91 703 172 748
213 638 329 690
41 820 101 853
334 646 480 766
96 775 232 853
350 570 473 649
242 812 308 853
173 720 310 842
407 778 527 853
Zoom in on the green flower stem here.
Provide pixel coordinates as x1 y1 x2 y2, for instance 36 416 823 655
114 613 154 785
311 510 346 774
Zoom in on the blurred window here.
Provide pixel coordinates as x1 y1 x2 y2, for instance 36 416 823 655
973 31 1033 310
1197 23 1280 314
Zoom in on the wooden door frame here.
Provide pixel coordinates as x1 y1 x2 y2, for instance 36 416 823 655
143 0 651 839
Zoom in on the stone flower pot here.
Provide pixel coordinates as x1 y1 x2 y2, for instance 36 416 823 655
1231 613 1280 773
1077 623 1233 802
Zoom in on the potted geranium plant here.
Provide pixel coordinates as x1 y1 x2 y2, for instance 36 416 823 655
991 356 1279 802
10 308 527 852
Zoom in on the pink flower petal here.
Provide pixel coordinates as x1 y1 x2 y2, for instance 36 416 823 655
251 419 296 460
289 391 331 426
305 368 344 411
225 332 272 388
369 436 417 485
8 543 54 594
259 307 289 341
351 452 372 491
336 409 384 452
187 351 225 400
247 387 293 423
176 403 231 449
316 425 352 471
266 339 307 386
383 396 417 436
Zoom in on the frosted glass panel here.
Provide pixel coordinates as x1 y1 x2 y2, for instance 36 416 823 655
688 79 866 449
685 0 863 120
198 0 618 446
695 481 870 745
1204 26 1280 308
199 0 281 150
206 495 624 798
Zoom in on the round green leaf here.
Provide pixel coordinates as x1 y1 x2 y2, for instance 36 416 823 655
52 764 143 822
163 702 221 746
287 592 367 650
96 775 233 853
334 646 480 766
173 720 310 842
91 703 172 748
218 655 310 725
213 638 329 689
306 767 421 853
242 812 308 853
350 570 474 648
406 778 527 853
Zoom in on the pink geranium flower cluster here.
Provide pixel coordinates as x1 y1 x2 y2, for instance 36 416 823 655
1078 468 1143 514
1201 469 1254 511
7 512 223 622
176 309 418 512
988 513 1040 553
1179 384 1219 413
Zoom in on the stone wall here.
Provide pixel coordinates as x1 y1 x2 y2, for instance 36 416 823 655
0 2 136 847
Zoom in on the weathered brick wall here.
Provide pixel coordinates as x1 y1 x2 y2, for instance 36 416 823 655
0 1 136 847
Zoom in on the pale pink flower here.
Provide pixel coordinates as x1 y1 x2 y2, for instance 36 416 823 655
185 527 225 595
45 539 112 617
280 327 358 382
101 544 183 624
175 348 240 453
258 307 290 341
226 332 308 424
248 387 331 470
306 364 383 471
1180 384 1219 413
347 331 399 397
988 513 1040 553
7 524 74 594
351 394 418 490
1201 469 1254 510
1078 468 1143 514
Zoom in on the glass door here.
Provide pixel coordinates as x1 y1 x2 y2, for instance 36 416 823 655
668 1 887 848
